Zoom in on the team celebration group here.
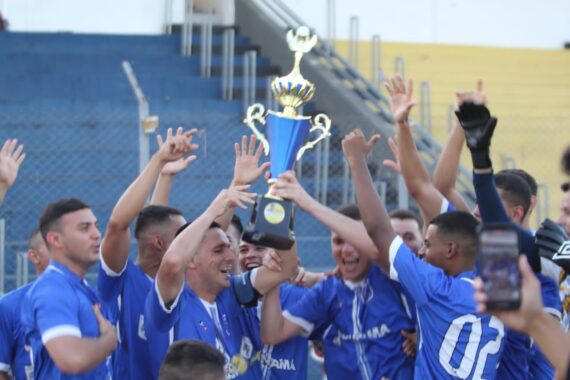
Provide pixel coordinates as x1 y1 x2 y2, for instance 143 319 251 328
1 76 570 380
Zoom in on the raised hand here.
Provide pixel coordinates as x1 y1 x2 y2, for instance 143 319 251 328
271 171 314 211
385 75 416 123
0 138 26 190
210 185 257 218
156 127 199 164
161 156 197 176
455 79 486 109
232 135 270 186
382 137 401 173
93 304 117 348
341 129 380 163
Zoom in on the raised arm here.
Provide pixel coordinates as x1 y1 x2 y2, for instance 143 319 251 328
0 139 25 206
433 81 487 212
272 170 378 257
150 154 197 206
342 130 394 272
432 120 470 212
157 186 256 305
386 76 447 223
260 285 304 344
45 305 116 375
215 135 270 230
101 127 197 273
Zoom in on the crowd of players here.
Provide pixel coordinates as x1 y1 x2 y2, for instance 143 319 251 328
1 76 570 380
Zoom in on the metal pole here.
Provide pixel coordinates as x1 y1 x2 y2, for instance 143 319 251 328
182 0 194 56
243 53 249 113
164 0 173 34
371 34 381 88
394 56 406 81
16 252 22 288
314 142 322 200
222 28 235 100
122 61 153 173
447 104 455 133
326 0 336 52
349 16 359 68
321 136 330 205
420 81 432 134
397 175 409 210
206 11 213 77
342 159 350 205
0 219 5 294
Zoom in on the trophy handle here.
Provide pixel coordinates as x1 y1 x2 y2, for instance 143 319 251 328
243 103 270 155
296 113 331 161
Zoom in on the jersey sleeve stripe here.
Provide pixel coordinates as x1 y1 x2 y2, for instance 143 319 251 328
0 362 10 372
99 248 128 277
154 279 184 314
389 235 404 281
544 307 562 320
283 310 314 335
41 325 82 344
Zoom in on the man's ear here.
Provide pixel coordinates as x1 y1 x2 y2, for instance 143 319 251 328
27 249 40 265
446 242 458 259
511 205 525 225
151 235 166 252
187 255 198 270
45 231 62 250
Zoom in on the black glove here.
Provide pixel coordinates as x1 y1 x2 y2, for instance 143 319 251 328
455 102 497 169
535 218 570 272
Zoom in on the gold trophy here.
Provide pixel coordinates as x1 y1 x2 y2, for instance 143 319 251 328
242 26 331 249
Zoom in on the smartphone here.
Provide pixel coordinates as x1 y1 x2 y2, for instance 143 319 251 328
478 223 521 310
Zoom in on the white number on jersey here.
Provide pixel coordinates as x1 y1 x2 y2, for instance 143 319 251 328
439 314 504 379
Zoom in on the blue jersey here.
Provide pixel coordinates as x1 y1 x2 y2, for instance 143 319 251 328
284 265 416 380
21 260 109 380
0 283 33 380
98 257 154 380
529 273 562 379
144 278 262 380
246 284 314 380
441 197 457 214
389 236 505 379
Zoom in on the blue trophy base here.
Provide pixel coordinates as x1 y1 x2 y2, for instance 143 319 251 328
242 195 295 250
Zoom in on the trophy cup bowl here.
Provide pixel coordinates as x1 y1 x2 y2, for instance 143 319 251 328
241 26 331 250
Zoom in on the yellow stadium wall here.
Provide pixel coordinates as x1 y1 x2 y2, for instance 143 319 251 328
335 40 570 227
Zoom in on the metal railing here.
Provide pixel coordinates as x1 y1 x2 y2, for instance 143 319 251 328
348 16 359 68
394 56 406 81
243 50 257 113
420 81 432 135
16 251 29 288
200 13 213 77
164 0 174 34
181 0 194 56
371 34 383 90
122 61 157 173
222 28 236 100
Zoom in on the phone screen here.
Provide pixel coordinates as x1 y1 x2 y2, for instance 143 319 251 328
479 227 521 310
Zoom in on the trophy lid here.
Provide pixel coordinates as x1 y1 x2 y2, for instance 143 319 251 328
272 26 317 117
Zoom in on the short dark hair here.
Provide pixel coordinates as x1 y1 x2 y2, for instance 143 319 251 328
494 172 532 220
39 198 90 242
389 208 422 229
562 182 570 193
28 227 43 250
499 168 537 196
158 340 225 380
230 215 243 237
134 205 184 239
174 221 221 238
336 204 360 220
429 211 479 260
